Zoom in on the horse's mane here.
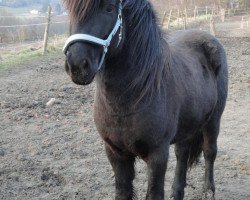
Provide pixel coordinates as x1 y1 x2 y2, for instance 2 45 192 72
123 0 171 103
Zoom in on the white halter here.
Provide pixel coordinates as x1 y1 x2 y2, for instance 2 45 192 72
63 1 123 71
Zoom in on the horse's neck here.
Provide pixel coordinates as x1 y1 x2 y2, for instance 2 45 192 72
96 54 137 98
95 43 171 110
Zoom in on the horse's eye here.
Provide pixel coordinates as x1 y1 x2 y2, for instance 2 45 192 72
106 5 115 13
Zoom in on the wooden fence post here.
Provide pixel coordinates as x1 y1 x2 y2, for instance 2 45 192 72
166 9 172 29
210 16 216 36
177 9 180 26
43 5 52 55
240 16 244 29
183 8 187 30
194 6 197 19
206 6 208 20
212 7 214 16
221 8 225 22
161 11 167 27
228 9 231 17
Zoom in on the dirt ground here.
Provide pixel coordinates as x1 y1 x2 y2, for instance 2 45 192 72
0 31 249 199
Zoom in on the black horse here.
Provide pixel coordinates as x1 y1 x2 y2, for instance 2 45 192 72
63 0 228 199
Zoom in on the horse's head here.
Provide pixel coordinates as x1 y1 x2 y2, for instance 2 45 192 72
63 0 124 85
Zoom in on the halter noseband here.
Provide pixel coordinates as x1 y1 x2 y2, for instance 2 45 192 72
63 1 123 71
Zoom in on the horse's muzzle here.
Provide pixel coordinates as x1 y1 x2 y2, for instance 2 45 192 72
65 55 95 85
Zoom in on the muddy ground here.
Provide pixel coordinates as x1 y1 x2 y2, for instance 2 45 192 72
0 33 250 199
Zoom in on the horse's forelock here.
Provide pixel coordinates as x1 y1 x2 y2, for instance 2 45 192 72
63 0 101 23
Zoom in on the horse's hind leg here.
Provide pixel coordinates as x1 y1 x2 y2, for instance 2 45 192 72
202 117 221 200
105 145 135 200
170 143 189 200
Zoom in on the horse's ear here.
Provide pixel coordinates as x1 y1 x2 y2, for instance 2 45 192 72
61 0 69 10
61 0 66 5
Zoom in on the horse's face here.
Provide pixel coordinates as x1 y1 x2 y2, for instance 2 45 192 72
65 0 122 85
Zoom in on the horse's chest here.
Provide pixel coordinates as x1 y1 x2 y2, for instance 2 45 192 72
98 114 130 139
94 108 166 157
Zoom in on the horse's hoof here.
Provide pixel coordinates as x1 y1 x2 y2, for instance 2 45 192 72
169 191 184 200
202 190 215 200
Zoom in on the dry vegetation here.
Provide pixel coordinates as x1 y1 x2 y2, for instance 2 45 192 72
0 8 68 44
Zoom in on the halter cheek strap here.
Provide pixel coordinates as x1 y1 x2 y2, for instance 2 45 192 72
63 1 123 71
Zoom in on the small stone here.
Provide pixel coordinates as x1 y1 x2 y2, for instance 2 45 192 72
0 149 5 156
221 155 230 161
41 173 50 181
46 98 56 107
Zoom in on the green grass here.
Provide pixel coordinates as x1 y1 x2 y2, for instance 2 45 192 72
0 35 67 71
0 45 62 71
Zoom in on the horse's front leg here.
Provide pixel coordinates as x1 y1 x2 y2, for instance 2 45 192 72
105 144 135 200
146 143 169 200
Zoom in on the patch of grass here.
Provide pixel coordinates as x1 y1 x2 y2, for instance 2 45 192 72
0 49 40 71
0 35 67 71
0 45 62 71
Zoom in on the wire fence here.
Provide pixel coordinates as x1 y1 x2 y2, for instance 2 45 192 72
0 5 69 51
0 21 67 28
161 6 250 32
157 6 250 45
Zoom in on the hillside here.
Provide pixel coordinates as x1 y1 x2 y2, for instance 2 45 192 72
0 0 61 7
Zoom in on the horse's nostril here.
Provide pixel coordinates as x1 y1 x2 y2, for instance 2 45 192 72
66 52 90 73
66 51 71 57
82 59 89 69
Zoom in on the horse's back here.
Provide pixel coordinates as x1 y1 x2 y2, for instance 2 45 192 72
169 29 228 95
168 30 228 79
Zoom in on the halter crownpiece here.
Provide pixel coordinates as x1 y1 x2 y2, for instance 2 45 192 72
63 0 123 71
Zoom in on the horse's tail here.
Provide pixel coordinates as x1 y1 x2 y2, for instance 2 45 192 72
202 34 228 77
187 131 204 169
204 34 228 100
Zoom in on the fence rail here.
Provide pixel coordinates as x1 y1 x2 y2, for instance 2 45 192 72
0 21 68 28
